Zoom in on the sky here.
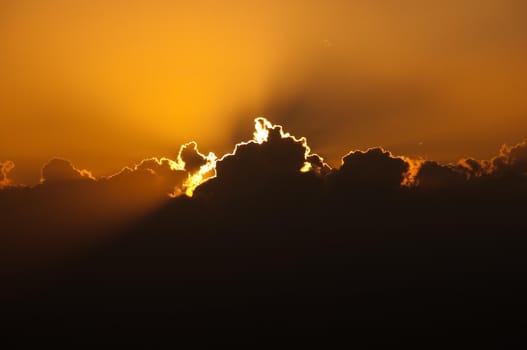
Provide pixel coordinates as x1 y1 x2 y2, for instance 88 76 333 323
1 0 527 185
3 2 527 341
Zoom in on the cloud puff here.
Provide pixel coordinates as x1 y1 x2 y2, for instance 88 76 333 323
491 141 527 177
177 142 208 174
218 126 307 179
329 148 409 192
121 157 188 196
411 140 527 191
41 158 94 184
35 138 213 198
194 118 323 200
414 160 468 190
457 158 490 178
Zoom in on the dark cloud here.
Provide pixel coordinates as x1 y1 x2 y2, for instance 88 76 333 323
177 141 208 174
126 157 188 196
218 127 305 179
414 160 468 189
35 139 212 198
306 153 332 175
329 148 409 192
41 158 94 184
195 119 322 202
491 141 527 177
458 157 490 177
410 140 527 192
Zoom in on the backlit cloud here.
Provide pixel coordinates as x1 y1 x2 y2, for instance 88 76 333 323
330 148 409 193
41 158 94 184
4 118 527 199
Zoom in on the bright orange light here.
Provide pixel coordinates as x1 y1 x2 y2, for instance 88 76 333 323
401 157 424 187
300 162 312 173
253 118 273 144
0 160 15 188
183 152 217 197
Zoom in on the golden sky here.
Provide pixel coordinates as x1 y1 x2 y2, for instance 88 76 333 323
2 0 527 184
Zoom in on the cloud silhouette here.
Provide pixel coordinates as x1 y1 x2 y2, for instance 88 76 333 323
122 157 187 196
491 141 527 177
457 157 490 178
41 158 94 184
408 140 527 192
414 160 468 189
33 138 214 200
177 141 208 174
329 148 410 193
194 118 324 201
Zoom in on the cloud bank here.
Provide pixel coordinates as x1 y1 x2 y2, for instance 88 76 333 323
3 117 527 202
2 117 527 344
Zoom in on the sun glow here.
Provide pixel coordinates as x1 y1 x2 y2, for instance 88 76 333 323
253 118 273 144
183 152 217 197
300 162 312 173
401 157 424 187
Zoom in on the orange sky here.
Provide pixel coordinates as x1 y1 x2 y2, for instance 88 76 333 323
1 0 527 185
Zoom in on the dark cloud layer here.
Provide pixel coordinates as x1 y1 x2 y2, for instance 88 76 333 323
2 119 527 345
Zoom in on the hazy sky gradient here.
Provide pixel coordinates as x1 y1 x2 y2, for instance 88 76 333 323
2 0 527 184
